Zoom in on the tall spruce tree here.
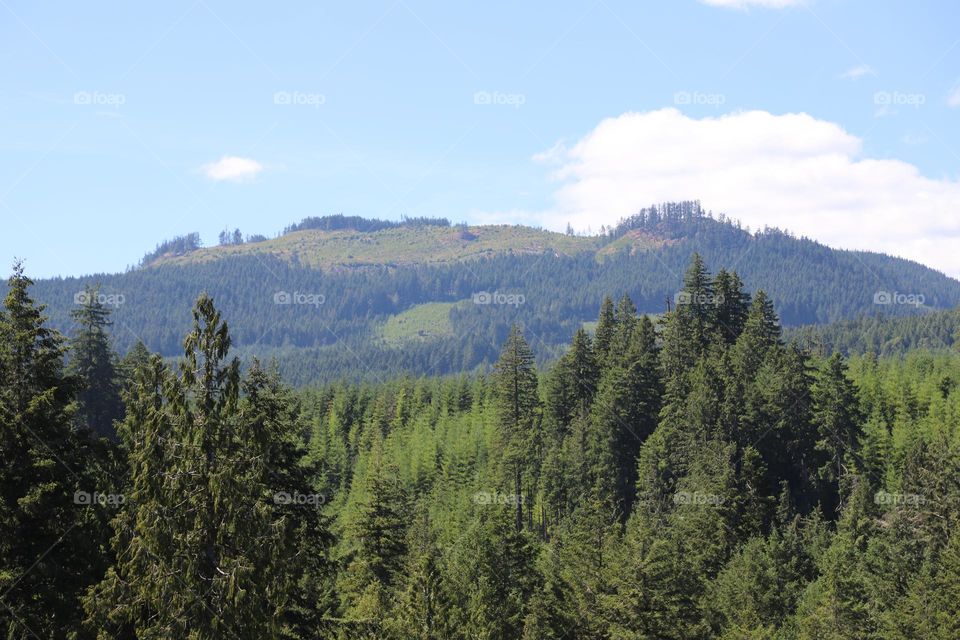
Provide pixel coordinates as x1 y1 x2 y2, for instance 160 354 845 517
593 296 616 365
0 263 107 639
69 285 123 439
811 353 865 516
84 294 296 638
492 325 540 532
338 443 409 636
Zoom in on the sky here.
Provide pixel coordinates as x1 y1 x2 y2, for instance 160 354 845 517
2 0 959 278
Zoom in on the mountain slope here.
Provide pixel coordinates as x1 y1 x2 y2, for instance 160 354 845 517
787 307 960 356
30 204 960 384
148 224 600 269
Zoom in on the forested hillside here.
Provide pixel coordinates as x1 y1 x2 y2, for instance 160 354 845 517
789 306 960 356
4 256 960 639
29 204 960 385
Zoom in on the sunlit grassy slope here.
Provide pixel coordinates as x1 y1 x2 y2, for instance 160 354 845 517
379 301 459 345
149 225 602 269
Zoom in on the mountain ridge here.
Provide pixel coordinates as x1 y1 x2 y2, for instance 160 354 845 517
27 203 960 385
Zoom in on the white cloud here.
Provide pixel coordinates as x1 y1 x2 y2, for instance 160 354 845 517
840 64 875 80
700 0 804 9
489 108 960 277
948 84 960 108
201 156 263 182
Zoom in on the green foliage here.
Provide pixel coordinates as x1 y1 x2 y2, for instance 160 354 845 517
6 254 960 638
68 285 123 439
31 207 960 386
0 263 112 639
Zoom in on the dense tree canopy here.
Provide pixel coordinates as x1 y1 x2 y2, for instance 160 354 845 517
2 256 960 638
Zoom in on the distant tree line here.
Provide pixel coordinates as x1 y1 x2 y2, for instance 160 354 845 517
34 211 960 386
283 214 451 235
5 257 960 638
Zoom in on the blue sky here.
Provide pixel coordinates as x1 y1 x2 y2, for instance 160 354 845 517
2 0 959 278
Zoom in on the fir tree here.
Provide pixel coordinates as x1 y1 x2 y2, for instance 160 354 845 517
84 295 294 638
69 284 123 439
492 325 540 532
593 296 616 365
0 263 108 639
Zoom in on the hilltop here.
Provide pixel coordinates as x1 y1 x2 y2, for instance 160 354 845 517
31 203 960 385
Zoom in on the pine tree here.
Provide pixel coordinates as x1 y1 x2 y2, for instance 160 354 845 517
794 477 875 640
243 360 337 638
593 296 616 365
522 546 578 640
608 293 638 364
338 444 409 635
0 263 108 639
678 252 716 351
713 268 751 345
588 316 662 515
811 353 865 516
492 325 540 532
885 529 960 639
69 284 123 439
84 294 293 638
543 327 597 438
386 504 452 640
452 507 540 640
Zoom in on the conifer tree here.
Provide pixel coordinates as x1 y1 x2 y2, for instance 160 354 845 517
593 296 616 365
339 444 409 634
69 284 123 439
0 263 107 639
386 504 452 640
811 353 865 516
713 268 751 344
85 294 294 638
492 325 540 531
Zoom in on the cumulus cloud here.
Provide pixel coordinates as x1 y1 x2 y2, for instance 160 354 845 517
699 0 804 9
839 64 875 80
491 108 960 277
201 156 263 182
